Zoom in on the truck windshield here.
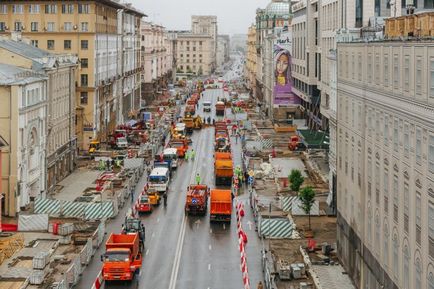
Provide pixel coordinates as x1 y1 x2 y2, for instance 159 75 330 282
149 175 167 183
139 196 149 203
163 154 177 160
125 219 140 230
171 143 183 148
104 251 129 262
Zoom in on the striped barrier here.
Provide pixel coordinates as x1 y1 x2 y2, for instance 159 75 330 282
235 199 250 289
85 202 115 220
91 270 103 289
34 198 61 216
258 218 293 239
62 201 85 218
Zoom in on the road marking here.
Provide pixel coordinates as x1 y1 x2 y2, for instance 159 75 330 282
157 218 160 223
209 244 212 250
209 228 213 234
223 223 226 230
151 232 155 239
208 263 211 271
247 220 253 231
168 216 187 289
145 249 149 255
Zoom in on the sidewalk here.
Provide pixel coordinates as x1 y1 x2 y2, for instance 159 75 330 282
52 168 101 202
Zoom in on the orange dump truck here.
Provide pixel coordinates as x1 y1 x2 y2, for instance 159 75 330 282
210 189 232 222
215 101 225 116
102 233 143 281
169 139 188 158
185 184 210 216
214 152 233 186
185 104 196 116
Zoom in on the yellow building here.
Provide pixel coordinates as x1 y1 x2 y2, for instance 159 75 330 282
0 1 144 150
245 24 257 96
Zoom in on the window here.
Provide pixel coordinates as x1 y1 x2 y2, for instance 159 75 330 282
384 171 389 214
47 22 55 32
403 246 410 289
64 22 72 31
404 123 409 156
430 135 434 173
12 4 23 14
393 235 399 278
81 58 88 68
80 92 88 105
81 22 88 32
416 57 422 94
31 22 38 32
0 22 4 32
47 40 55 50
45 4 57 14
31 40 38 47
14 21 22 32
358 54 362 81
415 258 422 289
384 54 389 85
430 204 434 258
429 272 434 289
404 56 410 91
81 74 88 87
61 4 74 14
416 128 422 164
0 5 7 14
81 40 88 50
393 54 399 88
384 116 389 145
64 40 71 50
393 119 399 152
78 4 90 13
416 193 421 245
29 4 40 14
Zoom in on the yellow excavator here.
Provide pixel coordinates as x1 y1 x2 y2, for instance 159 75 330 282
88 139 100 154
183 115 203 133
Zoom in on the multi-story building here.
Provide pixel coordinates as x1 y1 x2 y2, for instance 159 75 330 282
245 25 257 96
0 38 78 195
141 21 173 105
0 63 47 216
0 134 8 220
231 34 248 53
216 34 230 68
191 15 217 71
336 39 434 289
0 1 144 150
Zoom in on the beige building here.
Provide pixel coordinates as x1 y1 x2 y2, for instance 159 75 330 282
0 1 144 150
336 40 434 289
140 21 173 105
216 34 230 68
0 63 47 216
191 15 217 71
0 38 78 196
172 31 213 77
245 25 257 96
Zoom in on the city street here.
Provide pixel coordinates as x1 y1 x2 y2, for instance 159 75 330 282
77 76 263 289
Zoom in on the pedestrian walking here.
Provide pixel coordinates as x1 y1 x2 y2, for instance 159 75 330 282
195 173 201 185
163 193 167 207
235 133 239 144
185 150 190 161
130 189 134 203
190 149 196 160
212 119 215 125
207 116 211 124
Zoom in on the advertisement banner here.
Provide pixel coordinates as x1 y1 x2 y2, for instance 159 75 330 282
273 31 301 106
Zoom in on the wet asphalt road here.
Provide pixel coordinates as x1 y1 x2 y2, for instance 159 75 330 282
77 84 263 289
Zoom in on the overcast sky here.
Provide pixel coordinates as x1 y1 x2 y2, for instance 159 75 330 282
129 0 270 35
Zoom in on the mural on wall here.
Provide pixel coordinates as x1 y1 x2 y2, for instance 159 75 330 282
273 31 300 106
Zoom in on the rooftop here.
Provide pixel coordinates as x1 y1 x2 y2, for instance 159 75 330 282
265 0 290 16
0 63 46 86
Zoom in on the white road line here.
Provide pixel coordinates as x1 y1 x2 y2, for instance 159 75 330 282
151 232 155 238
209 244 212 250
208 263 211 271
157 218 160 223
209 228 213 234
168 216 187 289
145 249 149 256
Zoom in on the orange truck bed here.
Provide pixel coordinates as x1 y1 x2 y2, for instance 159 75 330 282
210 189 232 222
106 233 139 258
214 153 233 186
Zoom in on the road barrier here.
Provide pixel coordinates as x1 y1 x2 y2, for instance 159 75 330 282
236 200 250 289
90 270 104 289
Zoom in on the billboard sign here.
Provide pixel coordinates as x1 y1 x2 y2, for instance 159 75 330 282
273 31 301 106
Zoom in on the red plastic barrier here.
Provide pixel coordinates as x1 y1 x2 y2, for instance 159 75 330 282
1 223 18 232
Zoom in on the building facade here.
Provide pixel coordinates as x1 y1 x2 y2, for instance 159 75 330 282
216 34 230 68
0 1 144 150
0 63 47 216
245 25 257 96
140 21 173 106
191 15 217 71
336 40 434 289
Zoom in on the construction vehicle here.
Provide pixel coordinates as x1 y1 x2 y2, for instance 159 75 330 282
101 233 143 281
148 167 170 194
169 139 189 158
122 212 146 244
214 152 233 186
183 115 202 133
88 140 100 154
136 194 153 213
163 148 179 169
108 130 128 149
209 189 232 222
146 187 161 205
185 105 196 116
215 136 231 152
185 185 209 216
203 101 212 112
215 101 225 116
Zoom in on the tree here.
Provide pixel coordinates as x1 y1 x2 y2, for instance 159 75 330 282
298 186 316 230
288 169 304 192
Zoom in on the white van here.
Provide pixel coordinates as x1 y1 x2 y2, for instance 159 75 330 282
163 148 179 169
148 167 170 193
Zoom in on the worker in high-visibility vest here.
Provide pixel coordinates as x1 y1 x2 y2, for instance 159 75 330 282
195 173 201 185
